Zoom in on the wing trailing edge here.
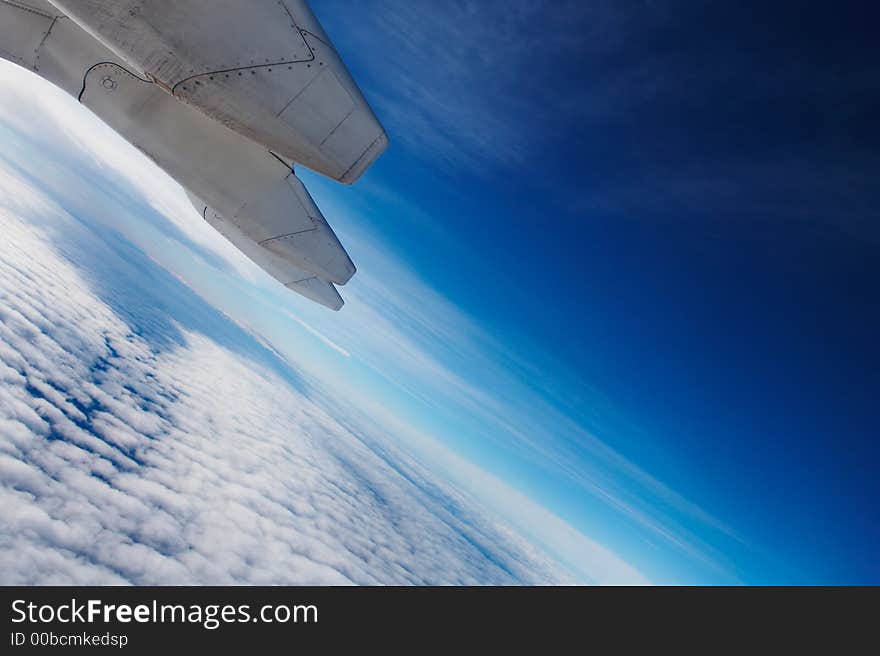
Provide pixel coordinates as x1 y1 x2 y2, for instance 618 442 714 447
188 192 344 311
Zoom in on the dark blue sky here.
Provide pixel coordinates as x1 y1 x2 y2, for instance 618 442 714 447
309 1 880 582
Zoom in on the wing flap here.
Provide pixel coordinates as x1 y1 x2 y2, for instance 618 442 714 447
231 174 355 285
190 193 344 311
285 277 343 312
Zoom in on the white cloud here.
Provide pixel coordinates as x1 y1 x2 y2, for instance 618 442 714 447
0 138 578 585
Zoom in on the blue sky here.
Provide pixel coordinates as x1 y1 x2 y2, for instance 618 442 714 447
300 0 880 583
2 0 878 584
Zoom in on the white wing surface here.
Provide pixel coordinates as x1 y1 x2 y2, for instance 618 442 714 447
0 0 385 309
48 0 388 183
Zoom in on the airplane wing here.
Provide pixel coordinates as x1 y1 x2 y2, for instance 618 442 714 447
47 0 388 184
0 0 386 310
187 191 344 311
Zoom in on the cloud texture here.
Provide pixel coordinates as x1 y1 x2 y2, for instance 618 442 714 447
0 153 572 585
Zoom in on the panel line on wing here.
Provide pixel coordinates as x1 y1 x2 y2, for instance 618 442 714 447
0 0 54 19
169 1 318 93
258 227 319 246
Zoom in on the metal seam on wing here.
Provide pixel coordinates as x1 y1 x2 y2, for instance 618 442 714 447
258 227 319 246
0 0 55 19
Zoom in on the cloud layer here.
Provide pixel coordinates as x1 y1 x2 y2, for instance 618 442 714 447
0 151 572 585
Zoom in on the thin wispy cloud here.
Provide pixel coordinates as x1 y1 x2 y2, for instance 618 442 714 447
314 0 668 173
235 167 745 581
282 310 352 358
